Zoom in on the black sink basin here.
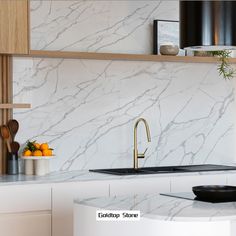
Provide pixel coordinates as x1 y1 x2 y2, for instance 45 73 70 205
142 166 182 172
89 164 236 176
89 166 187 175
89 168 154 175
176 165 236 172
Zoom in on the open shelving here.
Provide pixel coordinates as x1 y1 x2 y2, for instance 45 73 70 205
0 103 31 109
21 50 236 64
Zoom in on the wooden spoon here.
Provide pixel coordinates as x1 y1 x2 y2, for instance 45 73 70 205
0 125 11 152
10 141 20 154
7 119 19 142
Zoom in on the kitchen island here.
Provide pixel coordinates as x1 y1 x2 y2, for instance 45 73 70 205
74 193 236 236
0 169 236 236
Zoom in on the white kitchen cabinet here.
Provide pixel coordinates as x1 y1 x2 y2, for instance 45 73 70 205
52 181 109 236
0 184 52 236
170 174 227 192
0 184 51 213
0 211 51 236
0 172 231 236
109 177 171 196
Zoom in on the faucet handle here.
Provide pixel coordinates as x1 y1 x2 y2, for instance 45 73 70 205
138 148 148 158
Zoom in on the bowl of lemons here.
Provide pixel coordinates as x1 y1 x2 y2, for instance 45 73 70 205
22 141 55 176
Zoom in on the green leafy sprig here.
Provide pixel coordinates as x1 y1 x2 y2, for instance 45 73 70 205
24 140 37 152
211 50 235 80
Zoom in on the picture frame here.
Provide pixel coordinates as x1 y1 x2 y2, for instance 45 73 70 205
153 19 185 56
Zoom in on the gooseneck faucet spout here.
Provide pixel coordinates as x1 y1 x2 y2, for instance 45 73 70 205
133 118 151 170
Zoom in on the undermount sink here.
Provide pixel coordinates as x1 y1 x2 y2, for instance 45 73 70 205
89 167 182 175
89 164 236 176
89 167 180 175
89 168 154 175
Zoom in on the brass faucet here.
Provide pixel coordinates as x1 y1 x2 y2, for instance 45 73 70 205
133 118 151 170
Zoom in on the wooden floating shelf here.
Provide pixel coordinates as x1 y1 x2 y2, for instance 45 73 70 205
0 103 31 109
22 50 236 64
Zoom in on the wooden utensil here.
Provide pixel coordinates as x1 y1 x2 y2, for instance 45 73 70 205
0 125 11 152
7 119 19 142
10 142 20 154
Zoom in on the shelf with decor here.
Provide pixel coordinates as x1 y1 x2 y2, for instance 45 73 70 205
16 50 236 64
0 104 31 109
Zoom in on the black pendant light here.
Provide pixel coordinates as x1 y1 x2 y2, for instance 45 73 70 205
180 1 236 50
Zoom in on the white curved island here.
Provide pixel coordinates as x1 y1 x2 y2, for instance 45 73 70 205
74 193 236 236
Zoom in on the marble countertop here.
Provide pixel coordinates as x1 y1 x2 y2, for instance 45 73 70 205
75 193 236 222
0 168 235 186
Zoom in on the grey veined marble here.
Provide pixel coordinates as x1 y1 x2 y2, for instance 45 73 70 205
30 0 178 54
13 58 235 171
0 169 234 186
76 193 236 221
12 1 236 172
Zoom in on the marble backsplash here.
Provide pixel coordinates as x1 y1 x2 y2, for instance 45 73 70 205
30 0 178 54
13 58 235 171
12 1 235 171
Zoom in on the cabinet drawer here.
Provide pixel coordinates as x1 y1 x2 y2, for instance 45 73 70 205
0 185 51 213
0 212 51 236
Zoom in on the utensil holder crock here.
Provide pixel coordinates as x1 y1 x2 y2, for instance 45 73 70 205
7 152 19 175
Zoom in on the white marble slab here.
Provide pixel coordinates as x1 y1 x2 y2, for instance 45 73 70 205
30 1 178 53
0 169 235 186
13 57 235 171
12 0 236 172
75 192 236 222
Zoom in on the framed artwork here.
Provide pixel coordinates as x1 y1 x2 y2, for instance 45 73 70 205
153 19 185 56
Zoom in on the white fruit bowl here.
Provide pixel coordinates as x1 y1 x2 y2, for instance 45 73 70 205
21 155 55 176
21 155 55 160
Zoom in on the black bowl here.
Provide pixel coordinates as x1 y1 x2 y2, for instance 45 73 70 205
192 185 236 202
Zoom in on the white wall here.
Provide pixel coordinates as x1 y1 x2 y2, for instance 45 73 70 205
13 1 235 172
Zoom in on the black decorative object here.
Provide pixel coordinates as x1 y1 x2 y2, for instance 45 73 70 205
192 185 236 202
180 1 236 50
